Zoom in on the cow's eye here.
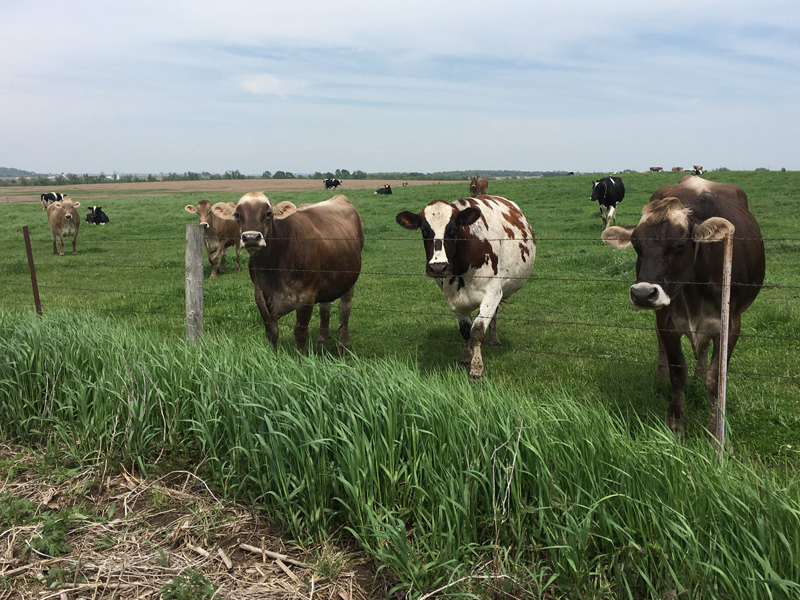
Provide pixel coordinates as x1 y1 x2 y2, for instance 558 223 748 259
234 212 241 220
421 224 433 238
445 226 456 238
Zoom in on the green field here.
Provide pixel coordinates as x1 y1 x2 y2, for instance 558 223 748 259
1 171 799 597
1 172 797 461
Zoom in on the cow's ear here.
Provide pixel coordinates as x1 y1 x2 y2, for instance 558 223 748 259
185 205 197 214
693 217 735 243
73 202 80 208
396 211 422 230
53 202 62 209
272 201 296 219
456 207 482 227
212 204 235 220
601 226 634 249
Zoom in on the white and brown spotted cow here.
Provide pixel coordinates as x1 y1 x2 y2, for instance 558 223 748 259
214 193 364 354
47 198 81 255
184 200 241 278
602 175 765 440
396 196 536 380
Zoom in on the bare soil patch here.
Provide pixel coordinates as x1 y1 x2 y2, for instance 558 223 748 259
0 444 384 599
1 180 456 205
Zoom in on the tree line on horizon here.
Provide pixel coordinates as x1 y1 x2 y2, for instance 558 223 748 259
0 167 578 187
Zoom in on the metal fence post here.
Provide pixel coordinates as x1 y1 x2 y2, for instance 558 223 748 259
716 232 734 461
22 226 43 316
185 224 204 341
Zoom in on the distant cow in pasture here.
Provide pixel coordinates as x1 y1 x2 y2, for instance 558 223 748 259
469 176 489 196
85 206 109 225
601 175 765 441
184 200 241 278
396 195 536 380
214 193 364 354
671 167 684 172
590 176 625 229
47 198 81 255
374 185 392 195
402 182 409 187
567 172 575 176
649 167 664 172
324 178 342 190
693 165 704 175
41 192 65 210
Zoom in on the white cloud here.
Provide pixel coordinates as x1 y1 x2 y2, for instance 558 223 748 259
235 74 306 97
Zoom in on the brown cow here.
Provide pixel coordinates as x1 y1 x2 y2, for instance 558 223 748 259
671 167 684 172
47 199 81 255
469 176 489 197
602 175 765 440
649 167 664 172
184 200 241 278
214 193 364 354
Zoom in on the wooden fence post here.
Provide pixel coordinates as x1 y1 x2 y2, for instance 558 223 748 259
185 224 204 341
716 232 734 462
22 226 43 315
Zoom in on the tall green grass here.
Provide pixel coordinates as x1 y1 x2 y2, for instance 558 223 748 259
1 310 798 598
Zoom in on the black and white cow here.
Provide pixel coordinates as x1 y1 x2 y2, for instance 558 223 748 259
85 205 109 225
41 192 65 210
324 178 342 190
590 176 625 229
374 184 392 195
396 196 536 379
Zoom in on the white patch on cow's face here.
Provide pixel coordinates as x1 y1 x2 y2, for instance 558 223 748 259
421 203 455 269
640 206 691 230
629 282 671 309
237 194 272 251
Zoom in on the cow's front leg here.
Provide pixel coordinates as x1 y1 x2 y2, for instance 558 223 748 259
209 246 225 278
58 234 65 256
71 232 78 255
294 302 314 355
234 244 241 271
657 313 687 438
337 286 355 355
457 313 473 367
51 233 58 255
601 206 609 229
606 205 617 228
254 288 278 351
486 312 501 347
468 288 503 380
317 302 331 347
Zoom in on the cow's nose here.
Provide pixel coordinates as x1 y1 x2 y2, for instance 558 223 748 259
427 262 448 277
65 214 72 219
241 231 264 245
629 283 661 307
201 222 210 228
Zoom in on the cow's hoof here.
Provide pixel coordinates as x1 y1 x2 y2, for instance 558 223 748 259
487 339 502 348
469 370 484 382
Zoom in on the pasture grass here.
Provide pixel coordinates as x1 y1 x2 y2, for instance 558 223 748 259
0 172 797 462
1 310 799 598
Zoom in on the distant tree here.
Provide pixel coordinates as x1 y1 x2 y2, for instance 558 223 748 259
781 167 786 172
335 169 351 178
351 170 367 180
755 167 769 172
66 173 81 185
716 167 731 172
147 174 157 182
261 171 272 179
273 170 287 179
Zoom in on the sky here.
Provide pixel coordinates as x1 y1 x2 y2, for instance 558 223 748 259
2 0 800 175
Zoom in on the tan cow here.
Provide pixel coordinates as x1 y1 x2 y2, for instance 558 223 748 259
47 199 81 255
649 167 664 172
214 193 364 354
184 200 241 278
671 167 684 172
469 176 489 196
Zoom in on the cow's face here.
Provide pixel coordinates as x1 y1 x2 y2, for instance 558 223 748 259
396 200 481 277
185 200 213 228
602 197 734 309
214 192 296 253
58 199 80 219
590 180 603 202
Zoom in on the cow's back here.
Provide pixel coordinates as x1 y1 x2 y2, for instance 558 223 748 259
451 195 535 298
256 195 364 305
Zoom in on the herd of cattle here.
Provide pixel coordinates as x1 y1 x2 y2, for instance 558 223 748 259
38 173 765 441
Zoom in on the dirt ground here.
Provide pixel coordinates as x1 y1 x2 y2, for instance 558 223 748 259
0 179 456 205
0 444 385 599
